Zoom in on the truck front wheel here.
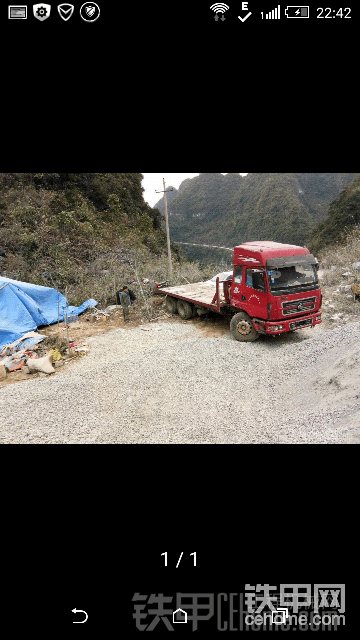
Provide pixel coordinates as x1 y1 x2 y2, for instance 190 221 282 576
165 296 178 314
177 299 193 320
230 312 259 342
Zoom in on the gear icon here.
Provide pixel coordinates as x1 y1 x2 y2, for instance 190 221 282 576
36 6 47 17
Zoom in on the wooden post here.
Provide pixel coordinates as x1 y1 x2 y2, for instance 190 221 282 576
163 178 173 281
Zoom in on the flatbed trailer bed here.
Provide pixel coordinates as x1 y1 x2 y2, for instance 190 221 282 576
160 279 227 312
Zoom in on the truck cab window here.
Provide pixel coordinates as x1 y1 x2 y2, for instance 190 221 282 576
234 266 243 284
246 269 266 291
267 265 317 291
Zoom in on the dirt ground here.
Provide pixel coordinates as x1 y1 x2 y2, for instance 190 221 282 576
0 297 172 388
0 294 236 389
0 290 354 389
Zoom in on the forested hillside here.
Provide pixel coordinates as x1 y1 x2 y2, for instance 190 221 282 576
309 174 360 255
2 173 358 306
153 173 357 260
0 173 180 306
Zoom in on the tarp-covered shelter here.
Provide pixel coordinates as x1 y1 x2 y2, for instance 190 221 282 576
0 277 97 350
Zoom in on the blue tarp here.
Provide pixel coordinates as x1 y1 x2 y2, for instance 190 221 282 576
0 277 98 350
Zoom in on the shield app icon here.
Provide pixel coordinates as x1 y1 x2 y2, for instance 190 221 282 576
58 4 74 21
33 4 51 20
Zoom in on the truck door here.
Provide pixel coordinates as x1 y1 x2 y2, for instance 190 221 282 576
243 268 268 320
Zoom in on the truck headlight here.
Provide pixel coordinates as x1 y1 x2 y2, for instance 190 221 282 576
268 325 284 331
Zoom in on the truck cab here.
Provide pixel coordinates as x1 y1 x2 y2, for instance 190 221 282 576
229 241 322 337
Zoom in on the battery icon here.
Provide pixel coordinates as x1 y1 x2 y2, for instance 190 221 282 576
285 6 309 17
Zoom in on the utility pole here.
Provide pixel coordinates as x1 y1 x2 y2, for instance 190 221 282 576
155 179 173 280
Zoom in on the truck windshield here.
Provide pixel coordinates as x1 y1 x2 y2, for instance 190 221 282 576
267 265 317 291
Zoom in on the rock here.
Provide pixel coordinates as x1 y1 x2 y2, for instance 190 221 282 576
329 313 343 321
351 283 360 300
342 272 353 277
1 356 12 369
54 360 64 368
26 354 55 374
0 364 7 380
352 262 360 270
104 305 119 313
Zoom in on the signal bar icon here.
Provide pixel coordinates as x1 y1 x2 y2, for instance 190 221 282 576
210 3 229 21
262 5 281 19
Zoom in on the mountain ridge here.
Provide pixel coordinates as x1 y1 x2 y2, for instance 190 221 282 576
153 173 358 260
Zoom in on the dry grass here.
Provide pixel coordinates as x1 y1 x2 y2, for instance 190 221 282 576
319 225 360 280
54 249 227 322
318 225 360 323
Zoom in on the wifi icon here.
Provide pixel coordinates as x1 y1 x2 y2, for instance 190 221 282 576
210 3 229 21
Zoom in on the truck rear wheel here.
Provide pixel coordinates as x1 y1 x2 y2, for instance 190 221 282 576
177 299 193 320
230 312 259 342
165 296 178 314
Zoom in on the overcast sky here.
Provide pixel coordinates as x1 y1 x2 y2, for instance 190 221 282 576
141 173 248 208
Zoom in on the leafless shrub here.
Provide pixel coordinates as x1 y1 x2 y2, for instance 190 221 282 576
319 225 360 320
320 225 360 274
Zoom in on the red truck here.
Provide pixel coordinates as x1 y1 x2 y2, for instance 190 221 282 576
161 241 322 341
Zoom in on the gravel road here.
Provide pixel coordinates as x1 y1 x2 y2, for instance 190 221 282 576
1 318 359 443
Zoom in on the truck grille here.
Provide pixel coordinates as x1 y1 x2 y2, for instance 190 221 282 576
289 318 313 330
282 296 316 316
